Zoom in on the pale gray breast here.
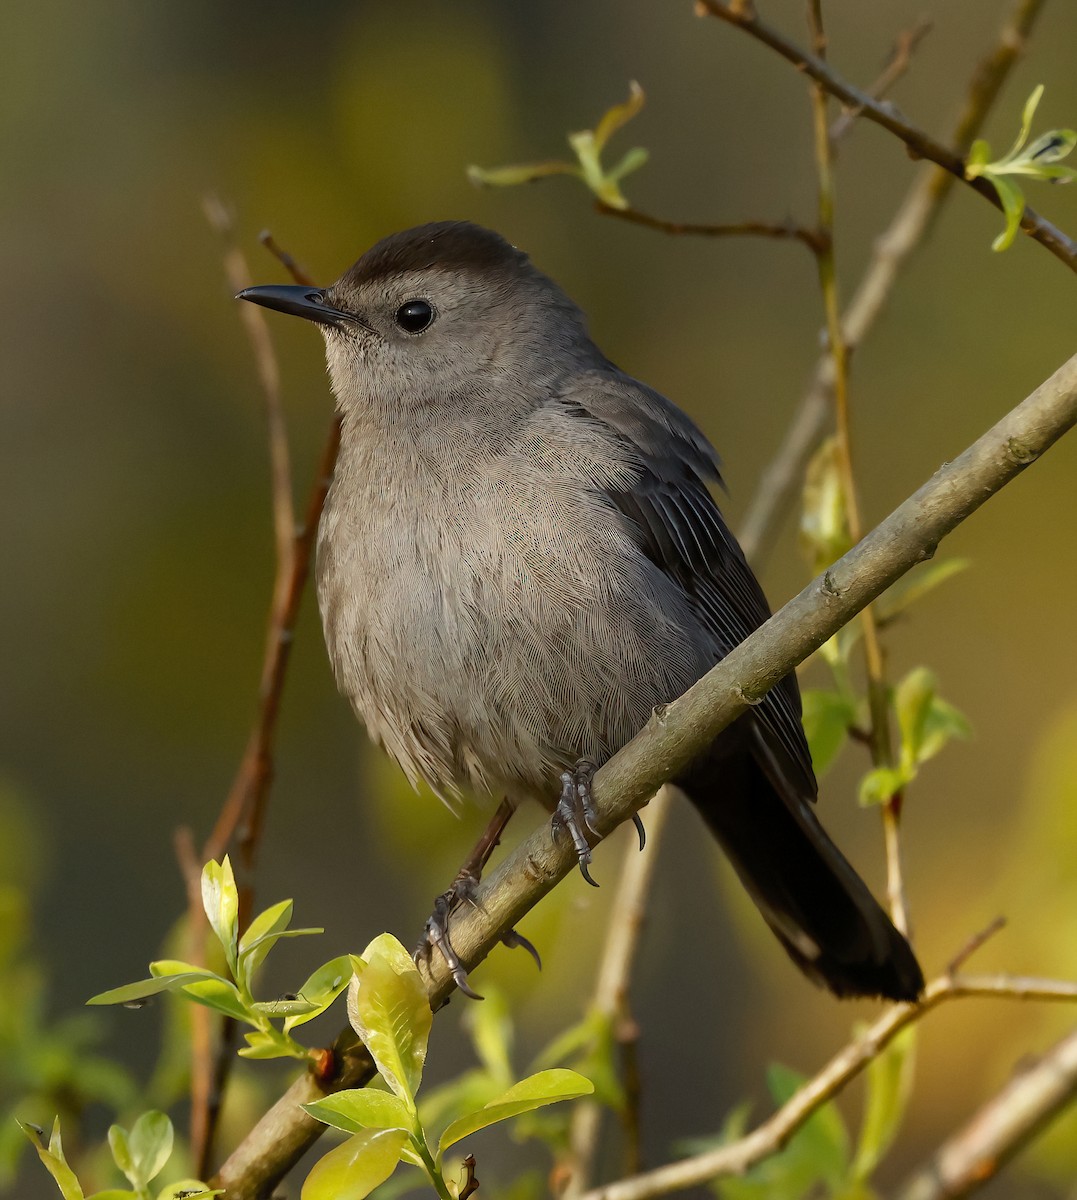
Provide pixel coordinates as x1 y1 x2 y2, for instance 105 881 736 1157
316 413 715 809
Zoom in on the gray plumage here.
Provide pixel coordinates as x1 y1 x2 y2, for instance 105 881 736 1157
240 221 923 1001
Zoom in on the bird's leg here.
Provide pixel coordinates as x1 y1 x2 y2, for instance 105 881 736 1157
415 797 541 1000
552 758 647 887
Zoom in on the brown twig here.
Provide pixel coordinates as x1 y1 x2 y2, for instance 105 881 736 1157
696 0 1077 273
459 1154 480 1199
738 0 1049 567
211 344 1077 1200
564 788 675 1196
829 15 933 144
803 1 907 935
580 973 1077 1200
594 201 824 253
191 207 341 1175
898 1025 1077 1200
946 915 1007 975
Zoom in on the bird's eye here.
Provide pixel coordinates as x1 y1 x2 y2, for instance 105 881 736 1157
395 299 435 334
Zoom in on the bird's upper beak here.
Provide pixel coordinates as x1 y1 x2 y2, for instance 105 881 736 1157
236 284 349 330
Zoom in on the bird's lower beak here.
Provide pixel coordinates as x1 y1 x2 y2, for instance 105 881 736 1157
236 284 348 329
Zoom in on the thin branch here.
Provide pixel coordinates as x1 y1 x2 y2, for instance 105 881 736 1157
804 0 907 934
594 201 824 252
696 0 1077 273
191 213 340 1175
203 197 295 579
564 788 676 1196
946 914 1007 975
829 15 933 144
580 974 1077 1200
211 343 1077 1200
739 0 1049 566
898 1025 1077 1200
201 244 337 869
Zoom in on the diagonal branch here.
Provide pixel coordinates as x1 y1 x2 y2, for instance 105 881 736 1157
581 976 1077 1200
898 1024 1077 1200
696 0 1077 274
212 341 1077 1200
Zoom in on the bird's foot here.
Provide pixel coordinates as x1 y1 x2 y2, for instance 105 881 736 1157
552 759 647 886
414 870 541 1001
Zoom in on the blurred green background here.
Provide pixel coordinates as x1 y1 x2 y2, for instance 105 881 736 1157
4 0 1077 1196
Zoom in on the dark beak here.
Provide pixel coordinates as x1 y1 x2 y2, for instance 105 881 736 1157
236 284 349 329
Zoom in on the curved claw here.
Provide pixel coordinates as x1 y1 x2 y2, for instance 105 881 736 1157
632 813 647 852
417 889 485 1000
501 929 542 971
578 853 600 888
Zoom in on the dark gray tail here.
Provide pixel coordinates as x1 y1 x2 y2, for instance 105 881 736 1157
678 751 924 1001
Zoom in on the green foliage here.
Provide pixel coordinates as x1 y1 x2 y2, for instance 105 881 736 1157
301 935 593 1200
859 668 971 807
707 1041 916 1200
1 882 139 1186
468 82 649 210
965 85 1077 250
87 858 349 1062
20 1114 219 1200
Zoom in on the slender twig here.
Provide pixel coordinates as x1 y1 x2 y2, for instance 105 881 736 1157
696 0 1077 273
804 1 908 936
898 1025 1077 1200
739 0 1049 567
829 15 933 144
946 915 1007 975
579 974 1077 1200
564 788 676 1196
191 211 341 1175
211 346 1077 1200
594 202 824 252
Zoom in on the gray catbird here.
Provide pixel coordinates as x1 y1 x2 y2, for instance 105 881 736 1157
238 220 923 1002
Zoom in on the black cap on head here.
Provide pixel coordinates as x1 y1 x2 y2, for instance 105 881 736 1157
341 221 529 289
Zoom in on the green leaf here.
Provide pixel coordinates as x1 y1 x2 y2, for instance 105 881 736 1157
201 858 240 973
987 172 1027 251
1023 128 1077 165
87 969 220 1006
916 695 972 765
858 766 907 808
237 899 293 985
766 1064 850 1185
1013 83 1045 158
607 146 649 185
466 160 580 189
85 1192 138 1200
126 1112 173 1187
20 1119 84 1200
303 1089 415 1135
180 978 250 1023
852 1026 917 1181
877 558 969 623
437 1069 593 1161
284 955 353 1031
964 138 991 176
300 1129 407 1200
593 80 645 151
107 1125 135 1185
155 1183 223 1200
238 1030 295 1060
348 937 431 1106
801 689 857 776
800 437 852 575
464 986 513 1086
895 667 937 769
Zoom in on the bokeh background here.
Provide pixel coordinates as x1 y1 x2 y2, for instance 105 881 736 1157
4 0 1077 1196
